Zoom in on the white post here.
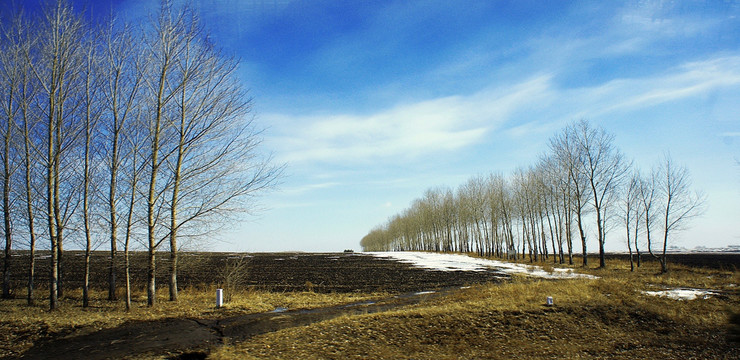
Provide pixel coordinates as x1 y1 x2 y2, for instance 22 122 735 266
216 289 224 308
546 296 553 306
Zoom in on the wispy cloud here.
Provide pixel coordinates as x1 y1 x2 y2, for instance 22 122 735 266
280 182 342 195
583 56 740 115
266 76 552 165
266 52 740 167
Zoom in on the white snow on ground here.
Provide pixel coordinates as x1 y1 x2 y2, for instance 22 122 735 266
642 288 718 300
365 252 598 279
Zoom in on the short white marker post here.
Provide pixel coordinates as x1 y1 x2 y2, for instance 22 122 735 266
546 296 553 306
216 289 224 308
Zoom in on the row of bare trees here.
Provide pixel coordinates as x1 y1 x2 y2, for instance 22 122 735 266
0 0 281 309
360 120 704 272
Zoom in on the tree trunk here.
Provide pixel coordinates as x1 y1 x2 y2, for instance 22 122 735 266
124 247 131 310
2 230 10 298
49 243 58 310
24 125 37 305
108 133 119 301
83 249 90 307
169 233 178 302
124 152 137 311
627 227 634 272
27 242 35 305
56 228 63 299
83 138 91 307
47 96 57 310
147 248 156 306
54 115 63 300
576 211 587 267
633 218 641 269
597 213 605 269
2 149 12 299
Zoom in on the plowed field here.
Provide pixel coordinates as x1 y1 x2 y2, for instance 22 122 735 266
5 251 509 294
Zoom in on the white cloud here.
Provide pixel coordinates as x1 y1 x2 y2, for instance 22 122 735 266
585 56 740 116
280 181 342 195
265 53 740 167
266 75 552 165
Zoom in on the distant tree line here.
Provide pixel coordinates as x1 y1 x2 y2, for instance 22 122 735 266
0 0 281 310
360 120 705 273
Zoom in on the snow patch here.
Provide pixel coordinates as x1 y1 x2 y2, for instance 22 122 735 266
642 288 718 301
366 252 598 279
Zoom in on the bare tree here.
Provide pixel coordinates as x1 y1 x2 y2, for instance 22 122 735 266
549 124 591 266
140 1 281 306
11 11 43 305
0 0 281 308
79 26 105 308
140 1 189 307
101 17 145 302
572 120 629 268
27 0 86 309
621 171 643 271
122 113 146 311
539 157 566 264
0 10 24 300
164 9 264 301
652 154 706 273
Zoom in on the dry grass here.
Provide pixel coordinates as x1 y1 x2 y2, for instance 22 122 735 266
0 286 386 358
211 259 739 360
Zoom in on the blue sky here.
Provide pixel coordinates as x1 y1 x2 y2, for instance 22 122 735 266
24 0 740 252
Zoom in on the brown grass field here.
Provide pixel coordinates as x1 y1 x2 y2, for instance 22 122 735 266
1 252 738 359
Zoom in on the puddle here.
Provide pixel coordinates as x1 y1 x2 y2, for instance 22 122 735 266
343 301 377 308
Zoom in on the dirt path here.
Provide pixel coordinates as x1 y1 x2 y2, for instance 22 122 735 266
19 291 447 360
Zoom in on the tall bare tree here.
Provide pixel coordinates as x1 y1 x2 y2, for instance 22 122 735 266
80 26 104 308
549 124 591 266
652 154 706 273
141 1 281 306
140 1 188 307
13 12 42 305
122 112 146 311
0 0 281 308
573 120 629 268
27 0 86 309
639 168 658 270
622 171 643 271
102 18 145 302
0 10 24 300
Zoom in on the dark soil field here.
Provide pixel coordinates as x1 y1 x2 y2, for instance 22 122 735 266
5 251 508 294
601 252 740 270
2 251 739 359
7 251 736 296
